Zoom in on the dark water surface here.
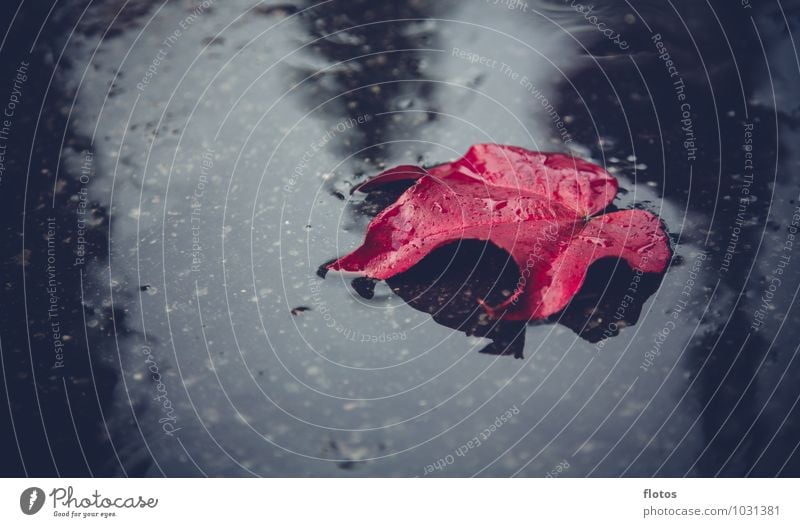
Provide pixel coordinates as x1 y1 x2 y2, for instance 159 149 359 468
2 0 800 476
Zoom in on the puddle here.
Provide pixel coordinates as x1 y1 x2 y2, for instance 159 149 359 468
3 0 799 477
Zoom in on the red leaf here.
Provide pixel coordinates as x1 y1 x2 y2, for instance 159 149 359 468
329 144 670 321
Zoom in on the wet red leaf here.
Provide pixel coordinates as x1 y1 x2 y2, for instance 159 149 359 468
328 144 670 320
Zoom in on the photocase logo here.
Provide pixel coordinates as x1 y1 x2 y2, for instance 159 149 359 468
20 487 45 515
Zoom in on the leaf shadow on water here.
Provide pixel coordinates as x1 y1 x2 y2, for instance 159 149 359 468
323 181 665 358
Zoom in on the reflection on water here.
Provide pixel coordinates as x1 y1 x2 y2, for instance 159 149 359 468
2 0 799 477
